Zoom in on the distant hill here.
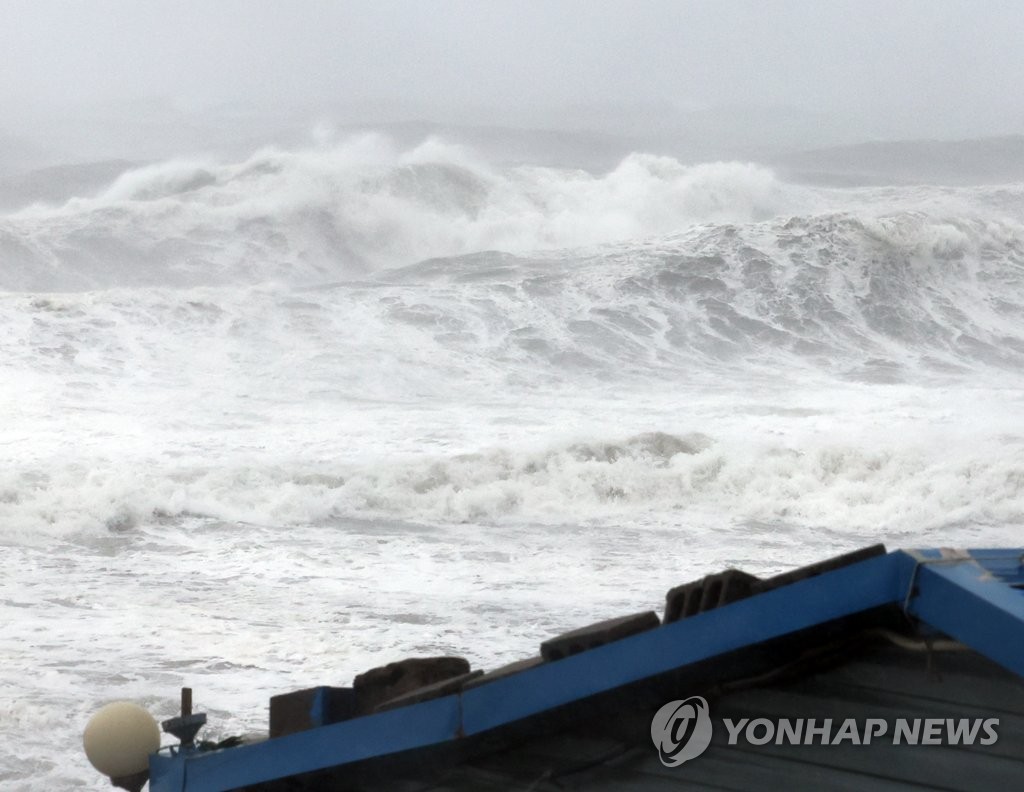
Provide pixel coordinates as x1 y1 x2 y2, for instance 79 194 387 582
0 160 135 211
773 136 1024 186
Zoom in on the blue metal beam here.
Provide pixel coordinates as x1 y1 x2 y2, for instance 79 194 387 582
902 549 1024 677
462 551 906 734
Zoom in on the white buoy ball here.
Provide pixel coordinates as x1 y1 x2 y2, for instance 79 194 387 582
83 702 160 778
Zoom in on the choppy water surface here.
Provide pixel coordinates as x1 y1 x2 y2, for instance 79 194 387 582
2 137 1023 788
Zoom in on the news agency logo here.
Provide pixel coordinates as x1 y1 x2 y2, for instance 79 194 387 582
651 698 1000 766
650 696 714 767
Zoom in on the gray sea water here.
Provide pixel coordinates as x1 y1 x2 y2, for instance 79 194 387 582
2 136 1023 789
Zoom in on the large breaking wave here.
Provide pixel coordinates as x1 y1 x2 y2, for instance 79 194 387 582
3 136 1023 378
0 135 798 290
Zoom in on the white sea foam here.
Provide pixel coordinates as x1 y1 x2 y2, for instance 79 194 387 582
4 421 1023 541
3 138 1024 790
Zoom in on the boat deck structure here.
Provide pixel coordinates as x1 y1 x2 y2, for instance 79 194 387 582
131 546 1024 791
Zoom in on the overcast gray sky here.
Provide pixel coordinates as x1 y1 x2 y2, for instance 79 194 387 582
3 0 1024 162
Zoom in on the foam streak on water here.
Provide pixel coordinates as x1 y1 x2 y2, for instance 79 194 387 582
2 137 1024 789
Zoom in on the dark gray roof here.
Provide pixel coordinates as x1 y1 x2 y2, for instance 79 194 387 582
415 640 1024 791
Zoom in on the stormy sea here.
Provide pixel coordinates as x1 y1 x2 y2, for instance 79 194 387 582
2 134 1023 788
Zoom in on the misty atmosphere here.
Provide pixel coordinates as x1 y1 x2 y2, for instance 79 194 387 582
3 1 1024 189
3 2 1024 789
